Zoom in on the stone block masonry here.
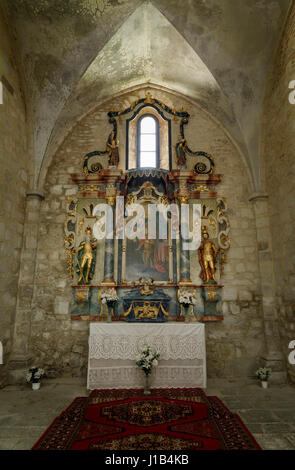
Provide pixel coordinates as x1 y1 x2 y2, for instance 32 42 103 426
262 5 295 383
0 10 32 387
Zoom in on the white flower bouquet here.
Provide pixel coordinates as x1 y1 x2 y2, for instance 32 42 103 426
178 291 197 306
101 288 119 307
136 346 160 376
255 367 272 381
26 366 45 384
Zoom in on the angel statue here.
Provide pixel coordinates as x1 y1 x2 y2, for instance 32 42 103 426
74 226 97 284
175 134 188 168
106 130 119 167
198 226 218 283
136 277 155 296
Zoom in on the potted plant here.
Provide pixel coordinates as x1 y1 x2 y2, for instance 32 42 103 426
26 367 46 390
178 291 196 322
136 346 160 395
101 288 119 322
255 367 271 389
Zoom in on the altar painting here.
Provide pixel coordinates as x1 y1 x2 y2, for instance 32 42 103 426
125 210 171 282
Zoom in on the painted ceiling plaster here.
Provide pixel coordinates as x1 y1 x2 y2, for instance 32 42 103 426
2 0 291 190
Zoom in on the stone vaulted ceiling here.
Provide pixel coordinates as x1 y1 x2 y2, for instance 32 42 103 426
2 0 291 191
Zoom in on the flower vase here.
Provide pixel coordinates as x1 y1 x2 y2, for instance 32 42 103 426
261 380 268 389
144 374 151 395
107 304 113 323
32 382 40 391
183 305 190 323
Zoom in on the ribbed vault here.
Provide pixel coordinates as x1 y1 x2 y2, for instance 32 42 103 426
2 0 291 190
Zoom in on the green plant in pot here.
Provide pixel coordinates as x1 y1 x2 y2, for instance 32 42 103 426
26 367 46 390
255 367 271 389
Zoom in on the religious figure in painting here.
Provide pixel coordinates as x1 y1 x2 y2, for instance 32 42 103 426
157 239 169 266
198 226 218 283
74 226 97 284
106 130 119 167
126 214 169 282
136 238 168 274
137 238 155 267
175 134 188 168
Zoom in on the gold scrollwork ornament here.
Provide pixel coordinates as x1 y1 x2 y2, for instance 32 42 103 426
134 302 159 319
217 198 230 276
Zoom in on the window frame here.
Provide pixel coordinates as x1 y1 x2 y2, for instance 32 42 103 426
136 114 160 169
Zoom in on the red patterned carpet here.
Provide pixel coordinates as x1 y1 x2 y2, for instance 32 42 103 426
32 388 261 450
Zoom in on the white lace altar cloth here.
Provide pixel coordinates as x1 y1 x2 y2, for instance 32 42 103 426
87 323 206 390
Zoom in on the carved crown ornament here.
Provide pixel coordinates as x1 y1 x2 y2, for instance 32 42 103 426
125 181 169 206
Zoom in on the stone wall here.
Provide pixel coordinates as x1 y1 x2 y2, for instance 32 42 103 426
0 10 30 387
262 5 295 383
28 87 264 380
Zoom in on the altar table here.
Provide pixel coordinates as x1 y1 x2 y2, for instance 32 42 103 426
87 323 206 389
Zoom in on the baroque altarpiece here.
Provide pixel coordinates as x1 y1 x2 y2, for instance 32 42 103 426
64 95 230 323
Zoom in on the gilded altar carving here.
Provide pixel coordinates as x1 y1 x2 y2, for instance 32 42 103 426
105 182 117 206
134 277 155 296
207 288 217 302
64 241 75 279
76 288 89 303
64 198 78 279
196 185 209 192
144 91 155 105
134 302 159 319
131 181 166 204
126 194 137 206
68 169 229 321
82 93 216 176
67 93 232 322
78 218 85 235
123 301 169 320
176 183 190 204
217 198 231 275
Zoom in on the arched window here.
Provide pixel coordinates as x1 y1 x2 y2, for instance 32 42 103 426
137 115 159 168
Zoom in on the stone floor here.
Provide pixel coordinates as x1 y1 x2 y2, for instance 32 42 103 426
0 377 294 450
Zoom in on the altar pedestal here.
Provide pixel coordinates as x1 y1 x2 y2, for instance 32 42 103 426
87 323 206 390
